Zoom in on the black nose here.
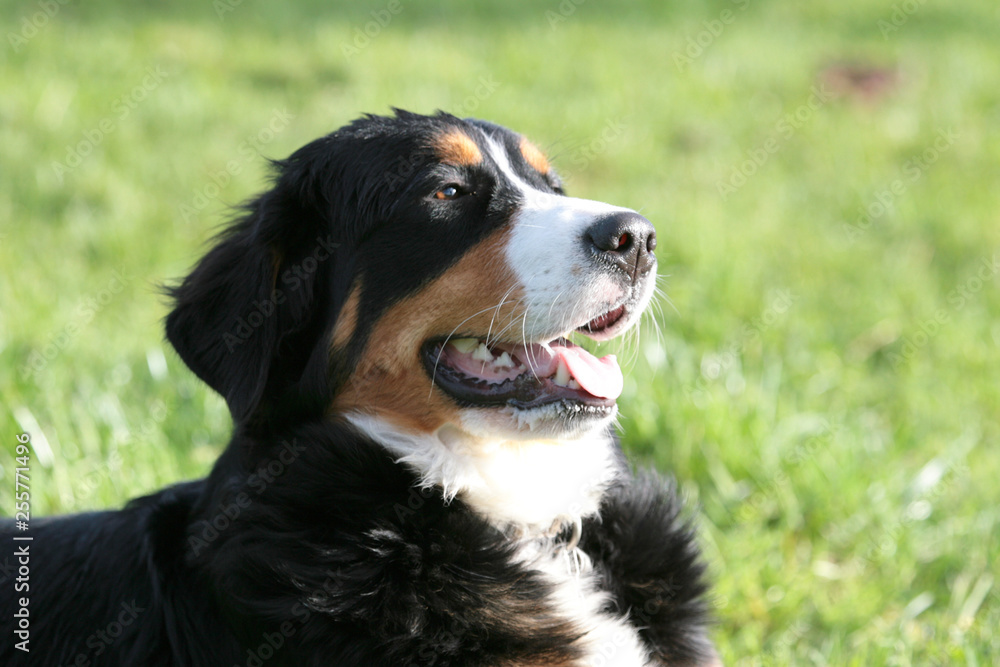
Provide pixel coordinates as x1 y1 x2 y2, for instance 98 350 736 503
584 211 657 280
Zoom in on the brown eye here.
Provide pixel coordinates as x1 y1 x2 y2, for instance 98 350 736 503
434 185 462 200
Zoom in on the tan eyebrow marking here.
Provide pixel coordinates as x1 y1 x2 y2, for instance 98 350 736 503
433 130 483 167
519 137 550 174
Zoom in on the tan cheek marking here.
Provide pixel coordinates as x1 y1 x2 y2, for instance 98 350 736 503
331 282 361 350
519 137 550 174
433 130 483 167
332 227 525 433
270 248 284 292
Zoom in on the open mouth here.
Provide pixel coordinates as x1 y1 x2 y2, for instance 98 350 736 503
577 304 626 337
421 308 629 411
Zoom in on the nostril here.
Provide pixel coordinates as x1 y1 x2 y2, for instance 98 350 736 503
584 211 655 274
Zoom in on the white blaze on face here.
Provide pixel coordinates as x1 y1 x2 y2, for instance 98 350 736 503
484 139 655 342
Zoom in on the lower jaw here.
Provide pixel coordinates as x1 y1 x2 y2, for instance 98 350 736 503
461 400 618 440
515 399 616 420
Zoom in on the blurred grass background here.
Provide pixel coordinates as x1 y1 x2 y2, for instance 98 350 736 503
2 0 999 663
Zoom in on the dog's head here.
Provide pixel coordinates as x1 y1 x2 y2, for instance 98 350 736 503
167 110 656 442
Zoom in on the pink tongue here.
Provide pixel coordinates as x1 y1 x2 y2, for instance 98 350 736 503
554 345 623 399
514 342 622 400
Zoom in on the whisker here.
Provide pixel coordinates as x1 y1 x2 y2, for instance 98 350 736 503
521 309 544 383
485 297 528 345
653 280 679 320
546 290 566 325
485 284 520 347
428 292 525 398
637 287 667 372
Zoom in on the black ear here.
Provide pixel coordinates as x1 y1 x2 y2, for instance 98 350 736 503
165 195 338 425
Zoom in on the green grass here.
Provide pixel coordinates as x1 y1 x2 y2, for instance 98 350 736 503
2 0 999 663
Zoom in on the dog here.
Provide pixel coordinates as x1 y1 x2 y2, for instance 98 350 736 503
2 110 717 666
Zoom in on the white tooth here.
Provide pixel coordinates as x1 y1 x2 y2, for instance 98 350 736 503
567 379 580 390
449 338 479 354
553 359 571 387
494 351 514 368
472 343 493 362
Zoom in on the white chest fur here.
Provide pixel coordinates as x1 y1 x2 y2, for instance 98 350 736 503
515 537 652 666
345 413 621 531
346 413 653 665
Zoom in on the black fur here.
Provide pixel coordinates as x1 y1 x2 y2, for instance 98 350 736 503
2 111 713 666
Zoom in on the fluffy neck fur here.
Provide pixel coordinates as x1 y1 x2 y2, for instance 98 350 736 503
345 413 623 534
